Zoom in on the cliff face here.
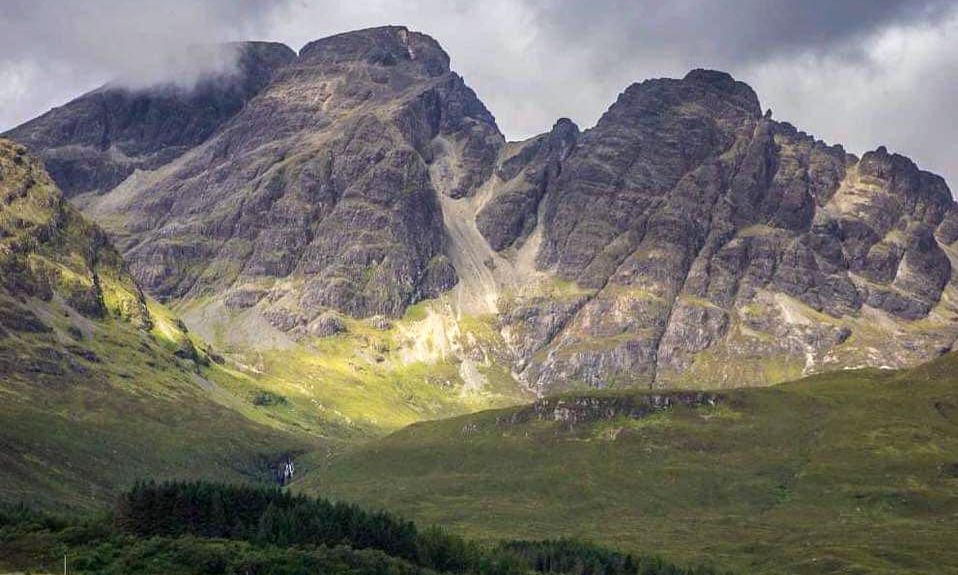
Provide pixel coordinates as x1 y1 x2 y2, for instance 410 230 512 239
498 70 958 390
0 139 149 333
9 27 958 392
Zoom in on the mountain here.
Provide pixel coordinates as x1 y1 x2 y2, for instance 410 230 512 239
502 71 958 389
3 23 958 574
304 351 958 575
66 27 498 317
8 26 955 394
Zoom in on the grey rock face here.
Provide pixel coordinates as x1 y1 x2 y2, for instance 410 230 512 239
308 312 346 337
5 42 296 200
497 70 958 391
477 118 578 251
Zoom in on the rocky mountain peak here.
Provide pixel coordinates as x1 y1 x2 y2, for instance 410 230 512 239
298 25 451 77
605 68 762 131
857 145 953 214
232 40 298 72
495 68 957 390
29 28 503 331
682 68 762 116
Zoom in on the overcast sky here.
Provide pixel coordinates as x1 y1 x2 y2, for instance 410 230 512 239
2 0 956 190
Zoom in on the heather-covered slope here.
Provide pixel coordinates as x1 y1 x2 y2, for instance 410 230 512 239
0 140 149 329
9 26 958 394
304 352 958 575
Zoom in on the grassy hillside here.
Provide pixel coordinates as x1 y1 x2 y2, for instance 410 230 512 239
0 296 320 511
178 299 531 439
0 139 316 510
303 354 958 574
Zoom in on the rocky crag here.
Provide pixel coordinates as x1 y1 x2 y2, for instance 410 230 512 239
8 26 958 394
0 138 150 346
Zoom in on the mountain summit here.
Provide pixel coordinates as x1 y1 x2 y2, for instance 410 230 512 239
7 26 957 392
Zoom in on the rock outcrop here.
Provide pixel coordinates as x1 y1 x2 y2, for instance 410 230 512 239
9 28 958 392
476 117 579 251
498 391 723 429
0 139 149 329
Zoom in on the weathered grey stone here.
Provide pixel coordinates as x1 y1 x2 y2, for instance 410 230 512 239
63 27 502 321
497 69 957 391
308 312 346 337
477 118 578 250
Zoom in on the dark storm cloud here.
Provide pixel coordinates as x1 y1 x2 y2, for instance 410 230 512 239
1 0 956 189
535 0 952 64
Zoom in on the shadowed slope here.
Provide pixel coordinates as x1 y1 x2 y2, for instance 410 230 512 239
4 42 296 201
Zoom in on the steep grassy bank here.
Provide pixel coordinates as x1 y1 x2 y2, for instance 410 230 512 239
0 297 318 510
0 139 314 510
